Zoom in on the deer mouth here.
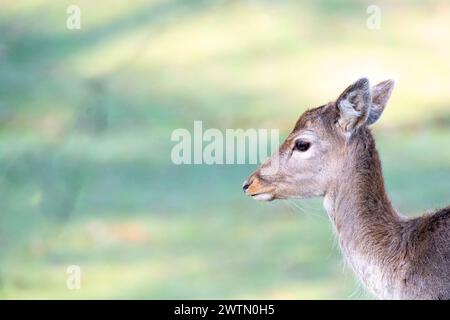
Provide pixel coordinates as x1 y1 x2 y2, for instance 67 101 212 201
243 176 275 201
250 192 274 201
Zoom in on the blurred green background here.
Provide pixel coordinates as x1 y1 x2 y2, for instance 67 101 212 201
0 0 449 299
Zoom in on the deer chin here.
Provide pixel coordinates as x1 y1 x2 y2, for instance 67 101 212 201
251 193 274 201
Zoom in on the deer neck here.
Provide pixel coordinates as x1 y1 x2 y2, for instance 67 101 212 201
323 135 404 298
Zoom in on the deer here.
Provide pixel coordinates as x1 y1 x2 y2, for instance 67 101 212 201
243 78 450 300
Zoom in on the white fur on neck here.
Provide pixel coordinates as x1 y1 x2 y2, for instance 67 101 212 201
322 194 399 299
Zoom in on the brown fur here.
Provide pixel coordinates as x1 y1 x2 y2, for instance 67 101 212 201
244 78 450 299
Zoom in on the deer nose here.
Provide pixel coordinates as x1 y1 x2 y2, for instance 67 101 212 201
243 180 251 193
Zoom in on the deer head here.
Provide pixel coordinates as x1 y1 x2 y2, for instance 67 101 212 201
243 78 395 201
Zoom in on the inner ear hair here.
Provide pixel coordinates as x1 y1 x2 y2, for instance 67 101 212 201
336 78 371 132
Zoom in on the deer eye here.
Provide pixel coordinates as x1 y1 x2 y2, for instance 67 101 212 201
294 140 311 152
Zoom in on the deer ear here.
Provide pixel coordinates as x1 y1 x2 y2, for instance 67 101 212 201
336 78 371 132
367 79 395 125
